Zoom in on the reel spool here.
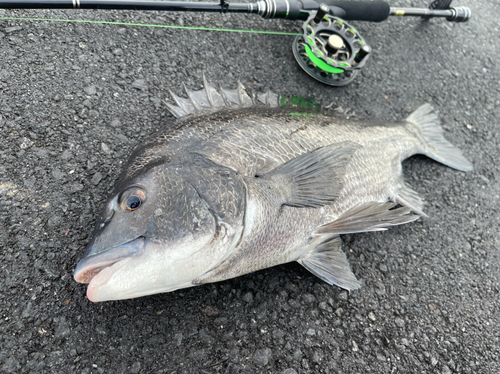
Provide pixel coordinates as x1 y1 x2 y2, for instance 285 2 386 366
292 4 371 86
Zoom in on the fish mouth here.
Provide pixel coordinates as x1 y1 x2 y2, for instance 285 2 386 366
74 236 146 284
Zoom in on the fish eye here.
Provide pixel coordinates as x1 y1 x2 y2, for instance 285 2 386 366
120 188 146 212
127 196 142 210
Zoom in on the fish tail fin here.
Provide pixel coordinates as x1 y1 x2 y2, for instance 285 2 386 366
405 104 473 172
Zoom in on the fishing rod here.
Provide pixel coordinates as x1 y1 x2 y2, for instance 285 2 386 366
0 0 471 86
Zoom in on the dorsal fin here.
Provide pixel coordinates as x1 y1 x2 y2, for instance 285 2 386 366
164 74 321 119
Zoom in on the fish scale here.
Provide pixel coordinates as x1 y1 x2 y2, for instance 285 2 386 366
74 77 472 302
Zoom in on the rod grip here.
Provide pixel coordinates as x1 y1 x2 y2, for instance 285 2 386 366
324 1 390 22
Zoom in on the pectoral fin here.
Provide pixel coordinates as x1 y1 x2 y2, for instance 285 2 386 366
298 236 361 290
261 142 361 208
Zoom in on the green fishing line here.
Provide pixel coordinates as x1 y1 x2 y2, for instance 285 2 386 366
0 16 301 35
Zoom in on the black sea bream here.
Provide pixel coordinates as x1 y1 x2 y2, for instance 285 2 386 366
74 78 472 302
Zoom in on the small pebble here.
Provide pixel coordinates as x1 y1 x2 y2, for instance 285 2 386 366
442 366 451 374
84 86 96 95
55 318 70 339
337 291 348 301
91 172 103 185
130 362 141 373
131 79 148 90
242 292 253 303
395 318 405 328
253 348 271 367
302 294 316 303
111 119 121 127
173 333 183 347
352 340 359 352
202 305 219 316
61 149 72 160
101 143 111 153
5 26 23 33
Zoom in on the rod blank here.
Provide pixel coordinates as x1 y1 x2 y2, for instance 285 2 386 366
0 0 252 13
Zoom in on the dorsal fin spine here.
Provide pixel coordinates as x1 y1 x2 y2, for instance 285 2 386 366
166 77 321 119
237 81 245 106
202 74 215 107
220 85 232 107
182 83 200 110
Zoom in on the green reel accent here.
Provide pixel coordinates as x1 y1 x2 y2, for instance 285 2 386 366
304 44 344 74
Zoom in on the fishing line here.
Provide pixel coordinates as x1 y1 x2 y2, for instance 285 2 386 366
0 16 301 35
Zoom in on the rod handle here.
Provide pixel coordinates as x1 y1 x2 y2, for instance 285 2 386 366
322 1 390 22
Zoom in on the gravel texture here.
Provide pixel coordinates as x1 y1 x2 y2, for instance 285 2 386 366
0 0 499 373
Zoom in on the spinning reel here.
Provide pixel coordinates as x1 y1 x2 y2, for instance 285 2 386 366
0 0 471 86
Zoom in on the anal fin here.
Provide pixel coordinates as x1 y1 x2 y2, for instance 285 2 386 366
315 201 421 235
298 236 361 290
396 184 428 217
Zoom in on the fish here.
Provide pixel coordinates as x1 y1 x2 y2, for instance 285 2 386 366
73 77 472 302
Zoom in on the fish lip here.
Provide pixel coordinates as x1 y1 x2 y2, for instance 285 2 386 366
73 236 146 284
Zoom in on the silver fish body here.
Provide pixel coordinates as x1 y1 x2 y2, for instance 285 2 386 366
74 79 472 302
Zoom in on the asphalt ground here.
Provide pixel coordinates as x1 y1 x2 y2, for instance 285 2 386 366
0 0 499 373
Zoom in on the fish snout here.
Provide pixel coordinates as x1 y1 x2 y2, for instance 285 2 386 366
73 236 146 284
